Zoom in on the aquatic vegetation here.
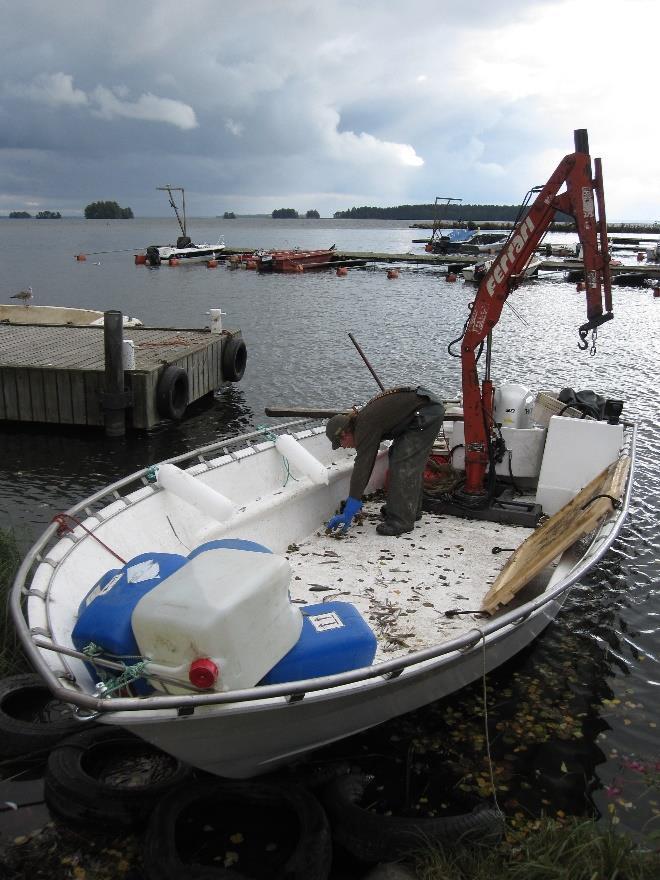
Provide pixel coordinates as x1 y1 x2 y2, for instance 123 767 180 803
0 528 27 677
413 817 660 879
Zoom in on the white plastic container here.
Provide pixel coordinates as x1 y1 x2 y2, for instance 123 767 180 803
451 421 546 480
131 547 302 693
535 416 624 515
275 434 329 485
156 463 235 522
493 384 535 429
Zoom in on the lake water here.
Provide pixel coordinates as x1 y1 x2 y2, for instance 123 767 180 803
1 217 659 840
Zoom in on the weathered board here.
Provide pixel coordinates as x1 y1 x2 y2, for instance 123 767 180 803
481 455 630 614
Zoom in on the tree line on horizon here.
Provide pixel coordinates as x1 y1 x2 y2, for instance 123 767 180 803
332 203 572 222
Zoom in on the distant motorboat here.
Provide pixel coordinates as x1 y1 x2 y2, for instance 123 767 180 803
141 185 225 267
425 229 508 255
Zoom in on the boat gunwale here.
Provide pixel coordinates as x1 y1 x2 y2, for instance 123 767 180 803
10 418 637 715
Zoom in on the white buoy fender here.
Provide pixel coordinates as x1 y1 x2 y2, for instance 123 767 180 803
275 434 329 485
156 463 236 522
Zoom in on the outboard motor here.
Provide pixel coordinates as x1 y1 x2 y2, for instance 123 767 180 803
146 246 161 266
176 235 192 249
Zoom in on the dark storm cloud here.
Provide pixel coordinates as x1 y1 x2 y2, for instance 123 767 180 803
0 0 657 219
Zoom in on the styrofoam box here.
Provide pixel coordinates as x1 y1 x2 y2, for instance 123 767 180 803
535 416 623 516
450 421 547 480
132 548 302 693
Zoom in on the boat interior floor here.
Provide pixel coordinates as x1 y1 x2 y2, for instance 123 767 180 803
284 494 549 663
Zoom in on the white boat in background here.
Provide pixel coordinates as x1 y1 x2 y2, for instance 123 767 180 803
141 185 225 266
0 303 142 327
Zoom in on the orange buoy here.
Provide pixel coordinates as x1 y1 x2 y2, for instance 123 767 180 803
336 266 348 277
387 268 399 279
637 252 645 262
446 272 457 282
207 259 218 269
576 281 585 291
75 254 87 261
294 264 304 273
424 244 433 253
168 257 179 266
246 260 257 270
134 254 147 265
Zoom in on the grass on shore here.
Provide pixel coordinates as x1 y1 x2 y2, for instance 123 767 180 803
0 526 29 676
413 816 660 880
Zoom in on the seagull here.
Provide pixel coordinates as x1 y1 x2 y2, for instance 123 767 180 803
10 286 33 304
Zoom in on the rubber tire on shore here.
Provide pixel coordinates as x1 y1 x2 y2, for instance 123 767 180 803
142 777 332 880
221 335 247 382
319 772 504 863
0 673 82 758
156 365 190 420
44 726 194 829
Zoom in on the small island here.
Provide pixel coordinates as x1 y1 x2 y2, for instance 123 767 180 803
9 211 32 218
84 201 134 219
223 211 236 219
36 210 62 219
272 208 299 219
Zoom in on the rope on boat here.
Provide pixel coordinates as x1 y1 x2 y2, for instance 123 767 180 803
477 628 504 819
256 425 298 486
81 642 150 696
52 513 127 564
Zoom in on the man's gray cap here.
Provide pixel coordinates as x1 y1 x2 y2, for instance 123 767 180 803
326 413 352 449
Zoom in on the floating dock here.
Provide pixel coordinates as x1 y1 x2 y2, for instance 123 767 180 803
0 323 245 430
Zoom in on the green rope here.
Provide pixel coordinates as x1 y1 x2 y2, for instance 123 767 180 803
256 424 298 486
96 661 150 697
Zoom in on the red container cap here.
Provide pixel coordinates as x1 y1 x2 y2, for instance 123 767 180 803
189 658 219 689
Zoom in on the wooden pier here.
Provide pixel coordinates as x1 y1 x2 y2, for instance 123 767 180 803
0 323 245 430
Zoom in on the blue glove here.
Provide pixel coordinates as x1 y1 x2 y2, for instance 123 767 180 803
326 496 363 533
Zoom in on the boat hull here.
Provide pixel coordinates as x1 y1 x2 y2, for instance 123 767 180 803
107 594 565 778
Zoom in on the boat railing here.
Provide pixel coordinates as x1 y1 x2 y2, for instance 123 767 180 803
10 419 637 715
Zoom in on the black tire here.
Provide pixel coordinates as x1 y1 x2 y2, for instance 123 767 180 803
45 726 194 829
156 365 190 420
143 778 332 880
221 335 247 382
319 772 504 863
146 246 162 267
0 673 82 758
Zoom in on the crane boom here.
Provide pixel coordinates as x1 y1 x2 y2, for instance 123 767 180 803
460 129 613 498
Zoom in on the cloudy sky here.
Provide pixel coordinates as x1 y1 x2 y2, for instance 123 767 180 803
1 0 658 220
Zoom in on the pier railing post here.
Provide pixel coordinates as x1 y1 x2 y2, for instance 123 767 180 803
103 310 128 437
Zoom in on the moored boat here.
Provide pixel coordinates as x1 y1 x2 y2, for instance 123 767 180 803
254 247 338 272
140 185 225 267
0 304 143 327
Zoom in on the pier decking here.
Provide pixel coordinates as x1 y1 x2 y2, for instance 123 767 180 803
0 324 242 429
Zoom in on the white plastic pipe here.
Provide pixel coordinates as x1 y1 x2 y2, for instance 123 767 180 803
275 434 329 485
156 463 236 521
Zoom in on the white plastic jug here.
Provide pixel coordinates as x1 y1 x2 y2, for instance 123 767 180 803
493 383 535 429
132 547 303 693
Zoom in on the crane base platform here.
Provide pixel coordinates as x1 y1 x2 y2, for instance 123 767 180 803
423 494 543 528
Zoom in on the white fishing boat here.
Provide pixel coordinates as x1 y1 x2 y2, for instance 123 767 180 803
140 185 225 266
12 129 633 780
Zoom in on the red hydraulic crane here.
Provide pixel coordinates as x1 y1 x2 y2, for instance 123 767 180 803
459 128 613 503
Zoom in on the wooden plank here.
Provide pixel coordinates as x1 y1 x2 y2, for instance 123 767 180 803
41 371 61 423
1 369 19 420
28 370 46 422
55 371 74 424
16 369 33 421
481 456 630 614
69 371 87 424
